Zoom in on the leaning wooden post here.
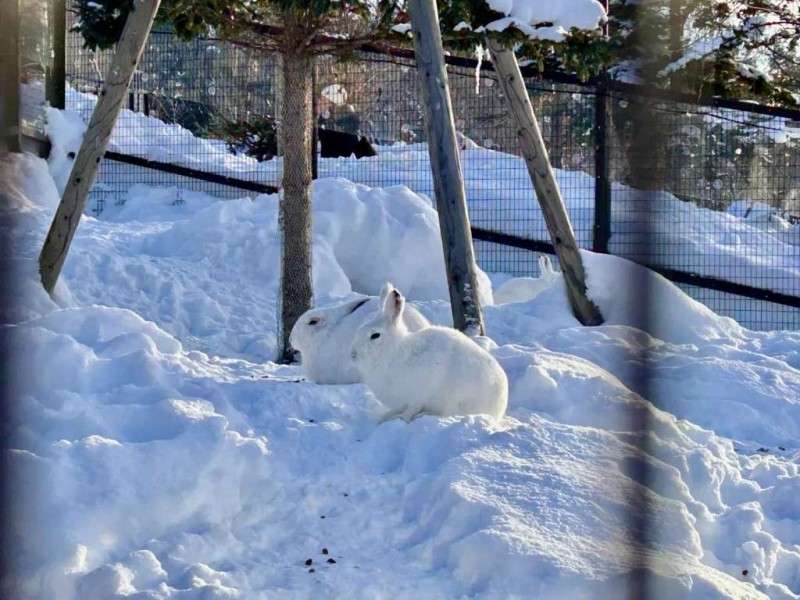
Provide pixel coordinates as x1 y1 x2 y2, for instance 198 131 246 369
39 0 160 294
487 39 604 326
407 0 485 335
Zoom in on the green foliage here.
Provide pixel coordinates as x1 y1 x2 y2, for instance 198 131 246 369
421 0 800 106
214 113 278 161
421 0 611 81
607 0 800 107
73 0 800 107
73 0 134 50
75 0 401 50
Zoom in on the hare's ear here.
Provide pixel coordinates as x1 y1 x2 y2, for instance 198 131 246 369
378 282 395 315
387 289 405 324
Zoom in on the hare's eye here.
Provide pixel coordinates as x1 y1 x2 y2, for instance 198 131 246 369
308 318 319 326
370 332 381 340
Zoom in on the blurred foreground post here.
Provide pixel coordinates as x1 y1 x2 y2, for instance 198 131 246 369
0 0 21 153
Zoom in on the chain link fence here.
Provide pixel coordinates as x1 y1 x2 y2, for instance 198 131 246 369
59 14 800 331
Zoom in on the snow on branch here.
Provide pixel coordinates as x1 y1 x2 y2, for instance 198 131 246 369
658 35 727 77
479 0 606 41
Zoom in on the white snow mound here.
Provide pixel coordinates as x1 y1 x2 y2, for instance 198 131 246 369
3 132 800 600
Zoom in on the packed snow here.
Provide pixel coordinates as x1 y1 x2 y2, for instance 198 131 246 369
3 125 800 600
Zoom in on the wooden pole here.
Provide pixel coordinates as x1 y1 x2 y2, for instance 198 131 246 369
487 38 603 326
39 0 161 294
0 0 21 153
407 0 485 335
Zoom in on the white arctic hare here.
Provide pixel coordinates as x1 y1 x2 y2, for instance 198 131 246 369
351 283 508 422
290 294 430 384
494 254 559 305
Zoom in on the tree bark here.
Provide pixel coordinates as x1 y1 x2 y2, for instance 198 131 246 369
39 0 161 294
1 0 21 153
407 0 485 335
487 38 603 326
278 41 314 362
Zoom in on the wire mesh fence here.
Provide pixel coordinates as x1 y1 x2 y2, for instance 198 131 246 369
604 89 800 329
60 15 800 331
66 9 282 199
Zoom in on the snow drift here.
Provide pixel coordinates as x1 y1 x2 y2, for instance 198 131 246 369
3 152 800 599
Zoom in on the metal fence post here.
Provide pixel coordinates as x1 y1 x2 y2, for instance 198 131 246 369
46 0 66 110
593 78 611 254
311 55 318 180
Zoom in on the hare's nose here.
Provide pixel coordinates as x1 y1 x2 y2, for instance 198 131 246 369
351 349 357 360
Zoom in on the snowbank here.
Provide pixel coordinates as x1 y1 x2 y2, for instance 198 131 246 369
313 178 493 303
3 152 800 599
18 142 492 360
50 88 799 318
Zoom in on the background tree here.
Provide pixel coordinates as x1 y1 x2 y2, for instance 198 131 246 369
74 0 402 362
607 0 800 107
418 1 800 108
424 0 798 206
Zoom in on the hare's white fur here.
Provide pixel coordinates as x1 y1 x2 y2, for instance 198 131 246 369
351 283 508 421
494 254 559 305
290 295 430 384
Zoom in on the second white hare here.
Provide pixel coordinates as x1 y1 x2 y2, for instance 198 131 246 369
351 283 508 422
290 294 430 384
494 254 559 305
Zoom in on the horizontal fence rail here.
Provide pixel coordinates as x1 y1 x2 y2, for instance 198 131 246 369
105 151 280 195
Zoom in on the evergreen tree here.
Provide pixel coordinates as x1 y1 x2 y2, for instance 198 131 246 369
388 0 800 107
607 0 800 107
74 0 402 361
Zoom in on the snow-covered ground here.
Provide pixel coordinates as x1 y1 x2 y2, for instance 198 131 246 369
53 86 800 330
3 140 800 599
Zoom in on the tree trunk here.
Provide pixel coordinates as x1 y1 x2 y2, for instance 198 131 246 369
407 0 485 336
278 43 314 362
487 38 603 326
39 0 161 294
0 0 21 153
